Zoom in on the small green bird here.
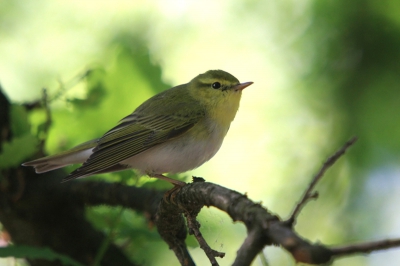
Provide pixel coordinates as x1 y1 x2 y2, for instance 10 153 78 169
23 70 252 186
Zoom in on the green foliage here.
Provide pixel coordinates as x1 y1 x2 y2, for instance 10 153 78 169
93 207 125 266
10 105 31 137
299 0 400 165
0 134 37 169
0 245 84 266
42 40 170 158
0 104 38 169
289 0 400 250
86 206 164 264
67 68 107 109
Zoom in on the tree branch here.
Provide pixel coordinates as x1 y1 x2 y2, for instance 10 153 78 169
285 137 358 226
66 181 164 223
3 83 400 266
156 181 334 265
331 239 400 256
184 210 225 265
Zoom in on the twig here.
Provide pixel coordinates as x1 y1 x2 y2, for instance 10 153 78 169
93 207 125 266
259 251 269 266
38 88 52 153
285 136 358 226
50 69 91 102
233 228 268 266
184 212 225 266
331 238 400 256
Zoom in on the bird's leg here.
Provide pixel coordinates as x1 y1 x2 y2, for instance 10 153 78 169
149 173 186 187
148 174 186 204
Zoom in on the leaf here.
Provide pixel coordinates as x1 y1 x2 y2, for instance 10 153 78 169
0 134 38 169
0 245 85 266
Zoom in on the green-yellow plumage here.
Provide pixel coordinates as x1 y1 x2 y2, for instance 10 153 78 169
23 70 253 185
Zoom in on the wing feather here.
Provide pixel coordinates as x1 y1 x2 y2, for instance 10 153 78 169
62 108 204 182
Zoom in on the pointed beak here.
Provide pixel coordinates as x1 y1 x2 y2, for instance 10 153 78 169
234 81 253 91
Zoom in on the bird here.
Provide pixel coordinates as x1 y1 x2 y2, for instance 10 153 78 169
23 70 253 186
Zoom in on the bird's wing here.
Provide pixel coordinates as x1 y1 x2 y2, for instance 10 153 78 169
62 106 205 182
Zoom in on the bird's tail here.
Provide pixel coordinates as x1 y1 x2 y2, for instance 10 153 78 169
22 139 98 173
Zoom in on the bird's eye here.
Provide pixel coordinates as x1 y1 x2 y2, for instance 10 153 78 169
211 82 221 89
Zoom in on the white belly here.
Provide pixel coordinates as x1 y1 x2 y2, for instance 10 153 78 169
121 120 227 175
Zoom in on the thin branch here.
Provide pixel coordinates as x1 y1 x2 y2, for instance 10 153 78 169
93 207 125 266
233 228 267 266
184 212 225 266
285 137 358 226
331 238 400 256
50 69 92 102
259 251 269 266
38 88 52 153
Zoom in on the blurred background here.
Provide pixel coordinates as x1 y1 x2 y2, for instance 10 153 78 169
1 0 400 265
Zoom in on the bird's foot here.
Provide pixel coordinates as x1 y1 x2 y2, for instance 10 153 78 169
148 173 186 204
163 185 183 204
